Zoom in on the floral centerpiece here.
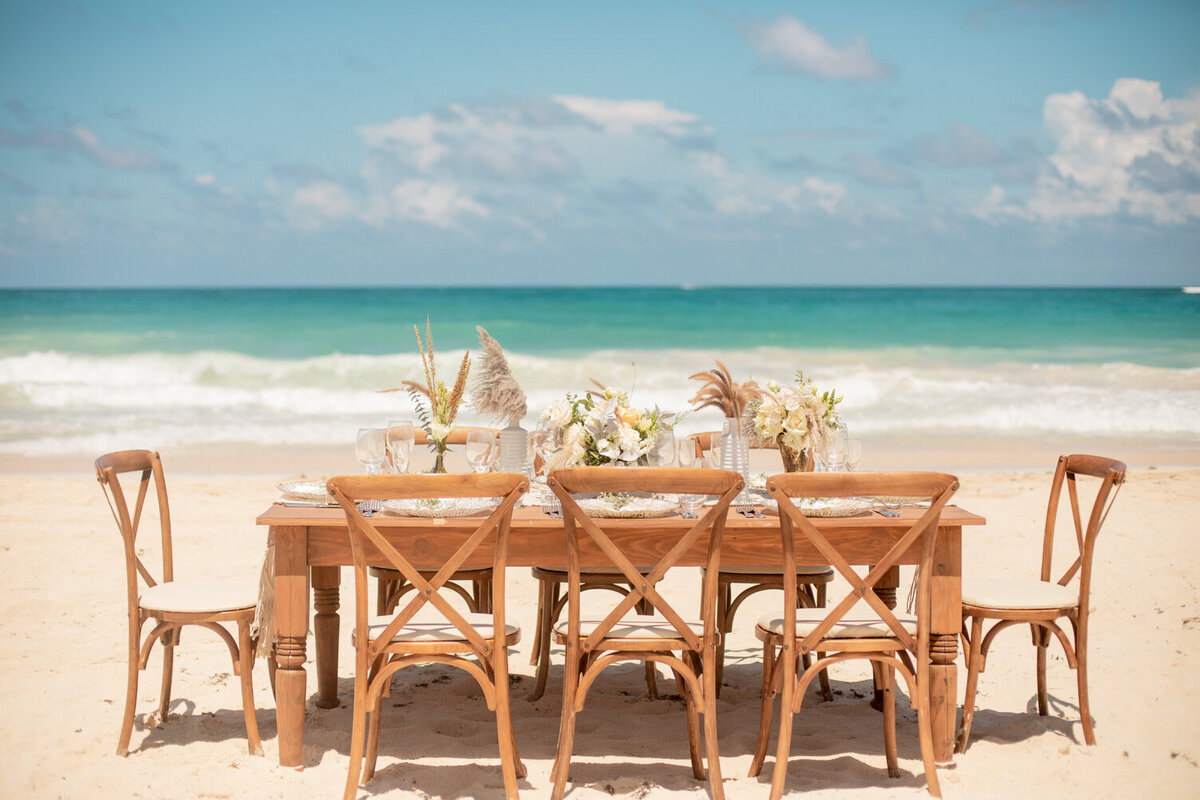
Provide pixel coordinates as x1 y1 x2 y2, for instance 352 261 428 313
382 319 470 473
538 386 676 470
745 371 843 471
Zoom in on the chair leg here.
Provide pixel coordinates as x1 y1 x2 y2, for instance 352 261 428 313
877 662 899 778
117 636 141 757
494 660 523 799
1035 625 1050 717
673 662 704 780
344 671 369 800
702 649 725 800
236 620 263 756
956 615 986 754
749 639 778 777
768 656 796 800
1076 627 1095 745
530 578 547 666
158 634 175 723
714 581 731 696
530 582 558 701
550 649 583 800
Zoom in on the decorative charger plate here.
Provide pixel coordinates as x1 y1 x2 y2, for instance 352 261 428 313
796 497 875 518
576 495 678 519
277 479 333 504
382 497 501 518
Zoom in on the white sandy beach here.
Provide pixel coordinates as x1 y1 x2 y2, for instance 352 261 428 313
2 446 1197 799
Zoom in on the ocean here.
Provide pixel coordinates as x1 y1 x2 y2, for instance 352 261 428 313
1 286 1197 458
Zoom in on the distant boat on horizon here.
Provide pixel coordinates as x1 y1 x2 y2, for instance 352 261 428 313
1184 286 1200 294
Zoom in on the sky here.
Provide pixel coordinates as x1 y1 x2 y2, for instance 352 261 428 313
1 1 1198 288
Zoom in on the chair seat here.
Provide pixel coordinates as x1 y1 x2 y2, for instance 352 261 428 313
962 576 1079 610
553 613 704 641
362 609 519 643
717 565 834 577
139 577 258 614
757 603 918 639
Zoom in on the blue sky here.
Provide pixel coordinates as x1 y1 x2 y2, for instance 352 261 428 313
1 1 1198 288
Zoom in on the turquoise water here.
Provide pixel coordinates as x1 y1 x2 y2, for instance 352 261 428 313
1 287 1197 455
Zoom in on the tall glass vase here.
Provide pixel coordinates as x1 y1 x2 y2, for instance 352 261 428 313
497 423 530 475
720 417 751 480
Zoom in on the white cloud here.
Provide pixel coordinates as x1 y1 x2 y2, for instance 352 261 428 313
293 181 356 218
553 95 700 135
193 173 216 186
749 16 889 80
973 185 1032 223
804 177 847 214
70 125 164 171
1026 78 1200 224
384 179 488 228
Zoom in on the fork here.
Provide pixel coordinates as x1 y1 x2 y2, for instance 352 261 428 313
543 499 562 518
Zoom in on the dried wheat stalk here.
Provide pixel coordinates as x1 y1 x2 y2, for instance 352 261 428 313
688 360 762 418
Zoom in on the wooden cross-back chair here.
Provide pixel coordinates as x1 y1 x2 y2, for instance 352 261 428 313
327 472 528 800
687 431 835 698
750 471 959 799
95 450 262 757
956 454 1126 753
546 466 743 800
370 426 500 616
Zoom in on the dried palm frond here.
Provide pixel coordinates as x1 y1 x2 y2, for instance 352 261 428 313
471 326 527 426
688 360 762 418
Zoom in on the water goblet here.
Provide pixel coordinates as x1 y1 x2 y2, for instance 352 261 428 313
465 429 495 473
650 429 677 467
676 439 704 517
845 439 862 471
355 427 386 474
386 419 415 473
824 436 846 472
707 438 722 470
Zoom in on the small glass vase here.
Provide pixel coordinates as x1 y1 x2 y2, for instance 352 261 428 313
778 441 812 473
431 448 447 474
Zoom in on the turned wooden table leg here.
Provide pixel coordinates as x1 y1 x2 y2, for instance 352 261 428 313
929 527 963 764
312 566 341 709
273 525 310 768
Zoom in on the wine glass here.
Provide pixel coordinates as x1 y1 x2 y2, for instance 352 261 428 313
825 436 846 472
355 428 386 474
707 437 722 469
386 419 414 474
845 439 862 471
677 437 704 517
650 429 676 467
465 429 495 473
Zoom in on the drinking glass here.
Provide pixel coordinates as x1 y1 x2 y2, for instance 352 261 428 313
707 438 722 470
465 429 495 473
677 439 704 517
386 419 415 474
845 439 862 471
355 427 386 474
825 436 846 472
650 429 676 467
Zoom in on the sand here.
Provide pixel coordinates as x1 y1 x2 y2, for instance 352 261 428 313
2 447 1197 799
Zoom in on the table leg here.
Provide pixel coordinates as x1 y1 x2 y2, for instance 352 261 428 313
312 566 341 708
929 527 963 764
273 525 309 768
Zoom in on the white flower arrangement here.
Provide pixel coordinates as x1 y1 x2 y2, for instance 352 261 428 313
746 371 843 463
538 387 677 469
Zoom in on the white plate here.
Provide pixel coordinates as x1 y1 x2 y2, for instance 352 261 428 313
382 497 501 518
576 495 678 519
277 479 333 503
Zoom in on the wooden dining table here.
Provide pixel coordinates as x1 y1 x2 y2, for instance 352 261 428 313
257 501 985 769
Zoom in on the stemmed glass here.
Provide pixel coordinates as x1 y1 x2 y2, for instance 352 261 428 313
677 437 704 517
845 439 862 471
355 427 386 474
707 437 722 469
385 419 414 474
649 429 676 467
465 429 496 473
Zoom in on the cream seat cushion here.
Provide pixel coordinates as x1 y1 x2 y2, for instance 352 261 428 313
362 609 519 643
553 613 704 641
962 577 1079 610
140 577 258 614
757 603 918 639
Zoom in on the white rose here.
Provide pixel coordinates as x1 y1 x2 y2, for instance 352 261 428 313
545 399 573 428
428 422 453 442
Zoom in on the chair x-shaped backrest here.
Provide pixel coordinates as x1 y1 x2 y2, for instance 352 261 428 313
96 450 174 608
768 471 959 658
549 467 743 654
1040 454 1126 599
327 473 528 663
